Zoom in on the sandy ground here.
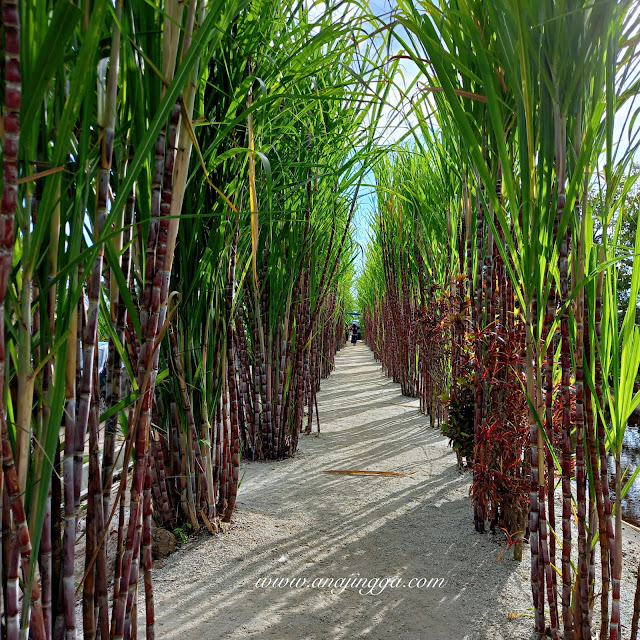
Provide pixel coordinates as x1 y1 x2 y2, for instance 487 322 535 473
152 342 640 640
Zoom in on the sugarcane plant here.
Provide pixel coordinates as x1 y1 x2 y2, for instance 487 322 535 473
0 0 388 637
359 0 640 638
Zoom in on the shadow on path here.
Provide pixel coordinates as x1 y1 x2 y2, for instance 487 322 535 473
152 342 534 640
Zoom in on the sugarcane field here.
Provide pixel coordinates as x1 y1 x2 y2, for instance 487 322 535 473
3 0 640 638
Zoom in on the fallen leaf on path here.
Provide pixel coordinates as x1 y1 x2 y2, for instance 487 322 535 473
507 612 534 620
322 470 415 477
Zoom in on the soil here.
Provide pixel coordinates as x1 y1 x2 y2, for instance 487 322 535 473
152 525 177 559
151 342 640 640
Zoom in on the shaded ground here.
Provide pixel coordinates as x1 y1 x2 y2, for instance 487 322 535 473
152 342 640 640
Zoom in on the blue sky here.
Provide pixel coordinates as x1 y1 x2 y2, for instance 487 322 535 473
344 1 640 273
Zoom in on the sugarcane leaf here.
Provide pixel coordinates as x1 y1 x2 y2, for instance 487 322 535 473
104 240 142 340
98 287 137 390
28 0 109 279
621 463 640 501
21 0 82 128
105 0 249 238
27 345 68 604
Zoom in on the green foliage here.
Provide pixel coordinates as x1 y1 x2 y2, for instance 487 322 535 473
173 523 194 545
440 378 475 466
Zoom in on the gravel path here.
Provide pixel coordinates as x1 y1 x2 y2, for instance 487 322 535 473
152 342 640 640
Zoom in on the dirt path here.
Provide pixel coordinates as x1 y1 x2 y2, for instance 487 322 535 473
152 342 639 640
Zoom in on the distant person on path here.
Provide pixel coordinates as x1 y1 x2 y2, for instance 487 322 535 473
351 323 358 344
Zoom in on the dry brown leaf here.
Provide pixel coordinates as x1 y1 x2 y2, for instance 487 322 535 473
323 469 413 477
507 612 533 620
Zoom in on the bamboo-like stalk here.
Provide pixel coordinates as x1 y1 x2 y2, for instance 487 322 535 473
41 482 53 640
224 226 240 521
529 290 544 632
83 390 97 640
103 140 135 525
112 119 167 640
594 268 614 639
473 188 485 534
169 323 209 508
57 301 78 639
631 559 640 639
559 216 574 635
0 4 32 632
143 455 155 639
574 197 590 640
7 533 20 640
1 0 21 475
541 263 560 638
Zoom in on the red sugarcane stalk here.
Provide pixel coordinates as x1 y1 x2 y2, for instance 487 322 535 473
7 532 19 639
541 272 560 638
545 270 558 598
0 4 43 634
76 0 121 519
219 372 231 512
224 226 240 520
151 438 174 528
594 273 614 640
291 258 310 455
305 320 317 435
631 557 640 639
281 298 296 455
51 441 63 629
41 482 53 640
248 295 263 458
212 400 221 509
169 324 210 507
559 213 574 636
112 111 170 640
74 296 86 514
473 188 485 533
104 141 136 524
2 412 46 639
85 355 110 640
143 454 155 640
528 293 543 633
0 0 20 396
110 410 131 627
262 346 272 457
56 302 78 639
123 504 142 639
275 287 293 458
235 313 254 458
237 323 251 455
584 318 609 635
83 388 98 639
303 179 362 369
610 459 622 640
78 361 101 639
122 95 181 632
171 403 190 520
574 238 590 639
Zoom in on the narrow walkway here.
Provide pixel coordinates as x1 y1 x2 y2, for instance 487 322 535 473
153 343 533 639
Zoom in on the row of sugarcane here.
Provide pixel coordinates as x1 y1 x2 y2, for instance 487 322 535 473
0 0 388 638
360 1 640 638
360 147 530 552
